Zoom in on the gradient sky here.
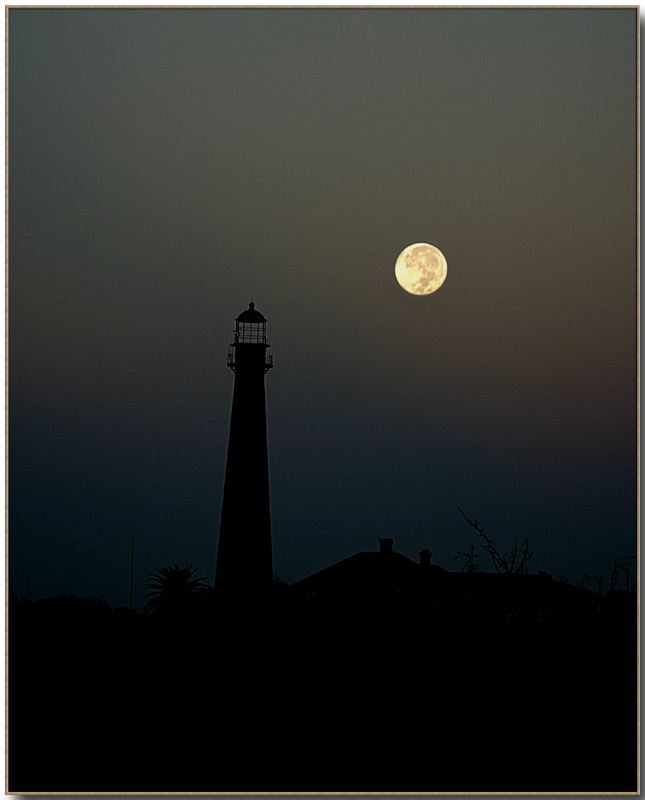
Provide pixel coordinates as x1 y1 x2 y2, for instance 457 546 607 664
9 7 637 609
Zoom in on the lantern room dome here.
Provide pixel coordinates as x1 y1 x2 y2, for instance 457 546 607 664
236 302 267 324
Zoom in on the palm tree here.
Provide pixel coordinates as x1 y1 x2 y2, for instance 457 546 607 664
143 563 209 616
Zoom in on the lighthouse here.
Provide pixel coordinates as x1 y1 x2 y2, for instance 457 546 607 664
215 302 274 595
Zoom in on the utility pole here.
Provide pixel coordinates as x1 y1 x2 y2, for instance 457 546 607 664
129 533 134 610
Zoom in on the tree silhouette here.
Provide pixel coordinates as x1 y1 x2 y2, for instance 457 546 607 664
455 543 480 573
458 508 534 574
610 555 637 592
143 564 209 616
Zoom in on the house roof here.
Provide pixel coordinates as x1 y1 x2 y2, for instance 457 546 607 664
292 550 446 595
291 543 552 600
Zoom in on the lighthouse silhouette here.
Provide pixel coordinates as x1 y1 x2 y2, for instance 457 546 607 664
215 302 274 595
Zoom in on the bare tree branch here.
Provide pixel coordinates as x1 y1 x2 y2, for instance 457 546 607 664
458 509 535 574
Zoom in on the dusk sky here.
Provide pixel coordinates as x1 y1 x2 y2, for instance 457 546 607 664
9 7 637 609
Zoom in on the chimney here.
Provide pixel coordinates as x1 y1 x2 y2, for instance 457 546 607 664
379 538 394 555
419 549 432 567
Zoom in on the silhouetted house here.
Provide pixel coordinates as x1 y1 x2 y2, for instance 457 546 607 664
292 537 446 601
292 537 555 622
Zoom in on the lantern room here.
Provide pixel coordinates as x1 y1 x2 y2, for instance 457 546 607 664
234 302 269 343
227 302 273 372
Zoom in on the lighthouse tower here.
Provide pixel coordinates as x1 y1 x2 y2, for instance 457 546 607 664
215 302 274 595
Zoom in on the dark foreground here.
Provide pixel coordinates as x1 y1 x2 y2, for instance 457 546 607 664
9 587 638 792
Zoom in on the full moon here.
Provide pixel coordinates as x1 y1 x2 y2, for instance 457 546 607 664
395 243 448 296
